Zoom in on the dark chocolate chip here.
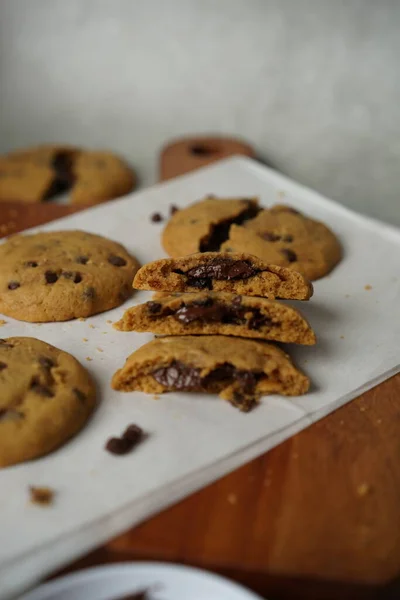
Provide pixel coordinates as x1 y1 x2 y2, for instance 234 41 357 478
30 378 54 398
25 261 38 268
108 254 127 267
0 361 7 371
122 424 143 443
282 234 293 242
8 281 20 290
0 409 23 422
146 301 162 314
151 212 163 223
63 271 82 283
76 256 89 264
83 286 96 300
45 271 58 284
174 301 225 324
73 388 86 403
199 202 260 252
152 360 203 391
190 144 215 156
281 248 297 263
261 232 281 242
38 356 54 370
185 258 258 282
170 204 179 215
105 437 133 455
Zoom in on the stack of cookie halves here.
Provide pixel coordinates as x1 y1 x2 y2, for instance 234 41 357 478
112 251 315 411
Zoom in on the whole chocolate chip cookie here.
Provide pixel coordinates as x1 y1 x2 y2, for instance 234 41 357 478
162 196 260 256
0 337 96 468
0 230 139 322
221 204 342 280
0 145 135 205
112 335 310 412
133 252 313 300
115 291 316 345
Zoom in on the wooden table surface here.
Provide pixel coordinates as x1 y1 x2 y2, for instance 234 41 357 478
1 137 400 600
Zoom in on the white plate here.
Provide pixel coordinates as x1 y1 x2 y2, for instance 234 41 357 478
19 562 264 600
1 156 399 600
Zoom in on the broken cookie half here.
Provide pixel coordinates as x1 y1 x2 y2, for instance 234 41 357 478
115 291 316 345
133 252 313 300
111 335 310 412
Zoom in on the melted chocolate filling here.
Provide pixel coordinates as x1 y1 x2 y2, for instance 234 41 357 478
44 152 75 200
199 202 260 251
173 257 259 290
152 360 262 399
146 297 274 330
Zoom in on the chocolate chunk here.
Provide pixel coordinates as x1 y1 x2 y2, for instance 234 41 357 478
45 151 75 199
105 437 133 455
122 424 143 444
185 258 258 282
45 270 58 284
174 300 225 324
30 378 54 397
76 255 89 264
38 356 54 370
73 388 86 403
146 301 162 314
170 204 179 215
230 393 257 412
108 254 127 267
282 234 293 242
152 360 203 391
83 286 96 300
199 202 260 252
151 212 163 223
281 248 297 263
0 408 23 422
8 281 20 290
261 232 281 242
25 261 38 267
0 361 7 371
63 271 82 283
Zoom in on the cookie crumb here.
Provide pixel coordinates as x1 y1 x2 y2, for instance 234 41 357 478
78 317 86 322
0 319 7 327
86 356 93 362
357 482 371 497
29 486 55 506
89 324 95 329
105 423 144 455
170 204 179 215
151 212 163 223
153 394 160 400
106 320 112 324
82 337 88 342
96 347 103 352
340 335 345 339
277 190 286 199
102 331 108 334
227 493 237 505
364 284 372 291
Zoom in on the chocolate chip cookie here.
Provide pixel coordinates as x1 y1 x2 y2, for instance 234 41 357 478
0 145 136 205
0 230 139 322
162 196 260 256
115 291 316 345
0 337 96 468
112 335 310 411
221 204 341 280
133 252 313 300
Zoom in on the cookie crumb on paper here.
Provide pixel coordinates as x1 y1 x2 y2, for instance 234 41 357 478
29 486 55 506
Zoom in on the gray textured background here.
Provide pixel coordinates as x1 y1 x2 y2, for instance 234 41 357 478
0 0 399 225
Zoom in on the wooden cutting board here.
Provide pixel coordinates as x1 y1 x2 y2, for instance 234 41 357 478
2 137 400 600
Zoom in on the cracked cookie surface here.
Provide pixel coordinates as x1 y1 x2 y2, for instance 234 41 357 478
0 337 96 468
0 230 139 322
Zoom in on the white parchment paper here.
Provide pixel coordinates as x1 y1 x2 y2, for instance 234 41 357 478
1 157 399 599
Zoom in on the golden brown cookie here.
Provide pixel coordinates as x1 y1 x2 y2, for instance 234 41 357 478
162 196 260 256
115 291 316 345
0 337 96 468
133 252 313 300
0 230 139 322
112 335 310 411
221 204 341 280
0 145 135 205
